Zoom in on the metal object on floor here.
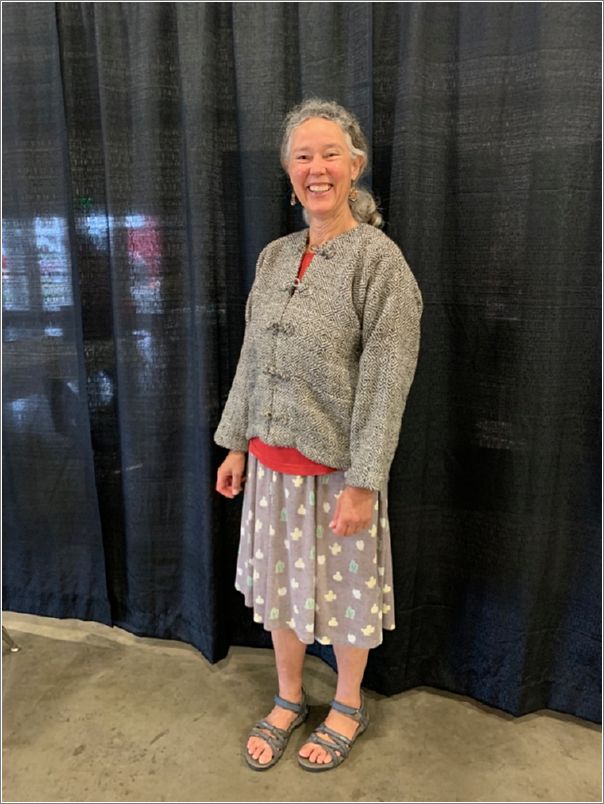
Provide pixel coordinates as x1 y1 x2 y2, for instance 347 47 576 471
2 626 21 653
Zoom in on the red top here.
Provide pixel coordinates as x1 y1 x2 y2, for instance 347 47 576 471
248 249 339 476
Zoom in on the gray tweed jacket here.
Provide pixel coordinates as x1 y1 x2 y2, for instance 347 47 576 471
213 222 423 490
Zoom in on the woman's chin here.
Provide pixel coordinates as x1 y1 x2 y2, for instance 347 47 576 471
304 200 345 219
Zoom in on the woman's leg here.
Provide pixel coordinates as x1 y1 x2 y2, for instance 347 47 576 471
246 627 308 765
298 644 369 765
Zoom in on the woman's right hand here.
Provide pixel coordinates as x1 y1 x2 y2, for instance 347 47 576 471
216 450 247 499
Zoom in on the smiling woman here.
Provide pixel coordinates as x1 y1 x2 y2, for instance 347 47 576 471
214 97 423 774
280 97 383 232
287 117 362 232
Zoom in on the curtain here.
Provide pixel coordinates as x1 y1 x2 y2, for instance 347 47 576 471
2 2 600 723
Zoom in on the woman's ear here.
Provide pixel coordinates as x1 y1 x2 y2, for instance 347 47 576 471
352 155 364 182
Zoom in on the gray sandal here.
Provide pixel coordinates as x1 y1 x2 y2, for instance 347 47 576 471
297 694 369 772
245 689 309 771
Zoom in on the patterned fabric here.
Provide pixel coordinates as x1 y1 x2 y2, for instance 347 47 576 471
213 223 423 490
246 249 339 475
234 453 396 649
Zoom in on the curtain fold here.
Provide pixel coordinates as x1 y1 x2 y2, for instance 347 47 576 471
2 2 600 723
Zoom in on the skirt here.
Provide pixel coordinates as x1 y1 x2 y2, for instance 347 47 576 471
234 452 396 649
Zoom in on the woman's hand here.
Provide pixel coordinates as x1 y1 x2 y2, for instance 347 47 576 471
216 450 247 498
329 485 375 537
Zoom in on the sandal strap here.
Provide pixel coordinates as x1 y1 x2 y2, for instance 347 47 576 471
274 691 306 714
304 731 349 762
254 718 289 737
306 721 352 757
329 695 369 728
330 699 360 717
249 719 289 750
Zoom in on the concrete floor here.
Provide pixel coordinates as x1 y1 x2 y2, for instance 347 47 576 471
2 612 601 803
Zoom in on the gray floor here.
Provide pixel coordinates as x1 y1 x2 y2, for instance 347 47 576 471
2 613 601 803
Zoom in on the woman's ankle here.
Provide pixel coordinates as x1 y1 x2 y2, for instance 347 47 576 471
333 691 362 709
277 685 304 704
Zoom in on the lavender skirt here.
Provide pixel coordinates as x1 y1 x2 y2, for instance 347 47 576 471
234 452 396 649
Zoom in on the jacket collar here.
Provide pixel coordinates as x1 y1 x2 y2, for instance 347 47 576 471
285 223 365 261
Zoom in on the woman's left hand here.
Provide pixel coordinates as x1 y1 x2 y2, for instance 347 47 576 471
329 485 375 537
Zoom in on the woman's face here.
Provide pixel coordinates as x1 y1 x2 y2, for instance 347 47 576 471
287 117 362 223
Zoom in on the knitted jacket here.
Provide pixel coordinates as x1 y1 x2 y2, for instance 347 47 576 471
213 222 423 490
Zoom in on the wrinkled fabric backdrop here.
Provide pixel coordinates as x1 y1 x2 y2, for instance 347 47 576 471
2 2 601 723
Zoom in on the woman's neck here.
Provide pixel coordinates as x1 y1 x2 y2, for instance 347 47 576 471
307 212 359 250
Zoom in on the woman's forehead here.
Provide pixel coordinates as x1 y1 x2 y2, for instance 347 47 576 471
291 117 345 146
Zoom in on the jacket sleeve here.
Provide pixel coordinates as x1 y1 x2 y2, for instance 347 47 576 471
213 247 266 453
344 252 423 491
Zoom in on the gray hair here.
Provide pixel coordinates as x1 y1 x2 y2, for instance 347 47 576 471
279 97 384 228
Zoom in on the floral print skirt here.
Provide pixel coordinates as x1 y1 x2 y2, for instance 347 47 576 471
234 452 396 649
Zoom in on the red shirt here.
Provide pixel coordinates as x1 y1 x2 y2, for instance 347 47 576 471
248 249 339 476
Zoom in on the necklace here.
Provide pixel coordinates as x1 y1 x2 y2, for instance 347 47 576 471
306 235 329 254
306 224 359 253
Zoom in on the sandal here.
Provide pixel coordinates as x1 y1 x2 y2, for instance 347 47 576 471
244 688 309 771
297 694 369 772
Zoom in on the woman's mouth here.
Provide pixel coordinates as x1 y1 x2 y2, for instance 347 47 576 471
307 184 332 195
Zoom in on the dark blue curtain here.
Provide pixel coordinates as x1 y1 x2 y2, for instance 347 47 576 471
2 2 601 723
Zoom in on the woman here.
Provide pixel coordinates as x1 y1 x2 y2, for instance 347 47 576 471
214 98 423 772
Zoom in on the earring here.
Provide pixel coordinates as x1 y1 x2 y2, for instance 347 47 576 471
349 182 359 202
290 190 297 206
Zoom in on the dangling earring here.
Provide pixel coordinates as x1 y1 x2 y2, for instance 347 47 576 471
349 182 359 202
290 190 297 206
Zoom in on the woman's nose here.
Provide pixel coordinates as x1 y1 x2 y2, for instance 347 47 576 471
308 155 328 172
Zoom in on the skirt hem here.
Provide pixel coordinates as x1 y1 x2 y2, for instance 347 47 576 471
236 587 395 649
